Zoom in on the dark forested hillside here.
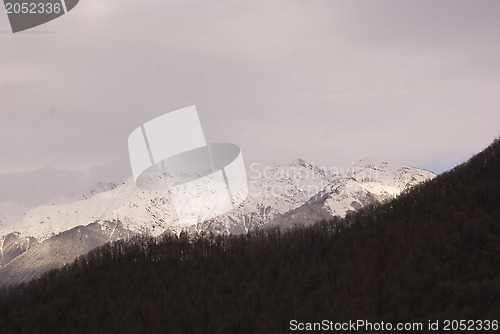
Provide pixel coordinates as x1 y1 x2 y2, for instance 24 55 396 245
0 139 499 333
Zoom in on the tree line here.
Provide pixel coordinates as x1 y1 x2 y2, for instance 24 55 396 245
0 138 499 333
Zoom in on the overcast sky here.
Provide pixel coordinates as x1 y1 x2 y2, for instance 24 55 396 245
1 0 499 206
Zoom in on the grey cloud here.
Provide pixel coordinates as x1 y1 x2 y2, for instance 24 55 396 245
0 0 499 205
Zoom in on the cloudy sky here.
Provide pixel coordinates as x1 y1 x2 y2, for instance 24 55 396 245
1 0 499 206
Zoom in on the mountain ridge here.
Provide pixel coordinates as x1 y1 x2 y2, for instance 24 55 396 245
0 156 435 286
0 138 497 332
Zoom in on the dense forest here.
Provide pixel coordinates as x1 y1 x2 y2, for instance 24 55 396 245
0 138 499 333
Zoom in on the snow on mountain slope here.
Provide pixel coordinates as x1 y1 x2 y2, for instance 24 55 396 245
0 221 133 287
0 201 29 229
49 181 119 205
0 203 33 268
0 159 334 241
187 159 336 234
0 179 181 242
0 156 435 286
319 156 436 216
0 157 435 242
264 157 436 229
0 160 334 285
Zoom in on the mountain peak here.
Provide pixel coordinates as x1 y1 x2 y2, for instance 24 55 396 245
288 158 309 168
354 156 393 167
49 181 120 205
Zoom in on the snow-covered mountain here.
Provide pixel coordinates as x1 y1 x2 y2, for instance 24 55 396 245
264 156 436 229
0 160 336 242
0 161 333 285
0 157 435 286
49 181 119 205
0 179 178 243
188 159 337 234
318 156 436 215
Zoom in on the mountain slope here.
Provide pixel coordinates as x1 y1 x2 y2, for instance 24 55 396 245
0 160 336 242
265 156 435 229
0 221 132 286
0 158 433 242
0 201 29 229
186 159 338 234
48 181 119 205
0 138 498 332
0 157 434 287
0 159 335 286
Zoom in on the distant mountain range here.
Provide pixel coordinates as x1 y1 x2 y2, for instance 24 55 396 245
0 157 435 286
2 138 498 332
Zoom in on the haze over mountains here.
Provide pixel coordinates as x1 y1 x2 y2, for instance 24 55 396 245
0 201 29 229
0 156 435 286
